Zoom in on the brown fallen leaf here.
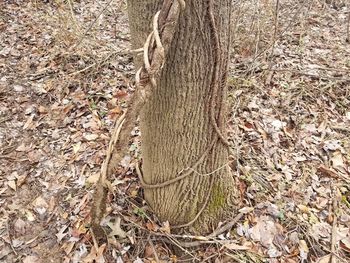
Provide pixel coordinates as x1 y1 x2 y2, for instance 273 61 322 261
62 241 75 255
73 142 82 154
28 150 42 163
331 150 345 171
161 221 171 234
145 221 159 232
16 143 27 152
317 165 339 179
7 180 16 191
316 254 331 263
86 173 100 184
340 237 350 252
83 133 99 141
143 244 155 258
107 217 127 239
23 114 35 130
23 255 40 263
14 218 27 235
38 105 48 114
115 89 128 99
83 243 106 263
17 173 28 187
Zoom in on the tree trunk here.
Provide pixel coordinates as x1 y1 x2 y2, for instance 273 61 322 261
127 0 163 67
127 0 239 233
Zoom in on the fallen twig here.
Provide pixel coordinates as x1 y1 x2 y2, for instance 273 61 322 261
331 189 338 263
209 213 244 237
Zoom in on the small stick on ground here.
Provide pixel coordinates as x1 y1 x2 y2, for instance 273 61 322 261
149 237 160 263
209 212 244 237
5 219 18 256
347 7 350 43
331 190 338 263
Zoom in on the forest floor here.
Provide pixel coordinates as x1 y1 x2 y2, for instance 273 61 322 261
0 0 349 262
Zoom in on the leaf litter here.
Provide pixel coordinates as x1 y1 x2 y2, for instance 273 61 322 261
0 0 349 262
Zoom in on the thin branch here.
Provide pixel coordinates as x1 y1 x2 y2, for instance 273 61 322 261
67 0 82 34
71 0 116 50
331 191 338 263
347 8 350 42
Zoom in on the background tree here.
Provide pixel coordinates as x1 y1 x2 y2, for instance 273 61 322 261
126 0 240 233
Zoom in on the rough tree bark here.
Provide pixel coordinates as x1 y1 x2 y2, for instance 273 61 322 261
127 0 239 233
127 0 163 67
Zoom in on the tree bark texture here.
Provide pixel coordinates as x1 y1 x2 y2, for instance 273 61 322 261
127 0 239 233
127 0 163 67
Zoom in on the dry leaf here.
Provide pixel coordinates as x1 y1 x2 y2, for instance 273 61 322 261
316 254 331 263
107 217 127 238
23 256 40 263
239 207 254 214
32 196 48 214
56 225 68 242
83 244 106 263
25 210 36 222
38 105 48 114
7 180 16 191
144 245 155 258
299 240 309 261
62 242 75 255
86 173 100 184
331 151 344 169
73 142 82 154
160 221 171 234
48 196 56 212
17 174 27 187
297 204 309 213
340 237 350 252
248 216 278 247
23 114 35 130
16 143 27 152
83 133 99 141
224 242 252 250
346 112 350 121
317 165 339 178
145 221 159 232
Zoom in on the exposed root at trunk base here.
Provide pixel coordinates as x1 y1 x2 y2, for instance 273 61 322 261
90 112 126 244
90 179 108 244
90 84 148 244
